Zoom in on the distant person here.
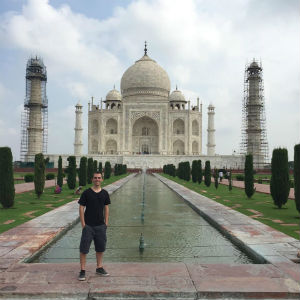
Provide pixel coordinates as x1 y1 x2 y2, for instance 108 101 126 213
78 172 111 281
219 171 223 182
75 186 82 195
54 185 61 194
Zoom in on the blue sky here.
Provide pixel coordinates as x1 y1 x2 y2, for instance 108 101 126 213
0 0 299 161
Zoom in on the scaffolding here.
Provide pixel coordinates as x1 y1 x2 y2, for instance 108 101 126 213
240 59 269 168
20 57 48 162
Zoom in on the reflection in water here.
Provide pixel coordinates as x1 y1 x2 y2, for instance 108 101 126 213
34 173 254 263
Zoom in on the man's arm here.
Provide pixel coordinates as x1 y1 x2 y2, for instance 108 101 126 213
104 205 109 226
79 205 85 228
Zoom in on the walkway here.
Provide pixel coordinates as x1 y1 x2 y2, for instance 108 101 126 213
217 178 295 199
14 179 62 194
0 173 299 299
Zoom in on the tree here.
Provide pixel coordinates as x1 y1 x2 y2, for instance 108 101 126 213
244 154 255 198
228 170 233 191
184 161 191 181
191 160 198 183
67 156 77 189
214 169 218 189
34 153 45 198
79 157 87 186
104 161 112 179
204 161 211 187
294 144 300 213
98 161 103 173
87 158 94 184
197 160 202 184
0 147 15 208
270 148 290 209
93 160 98 173
57 156 63 188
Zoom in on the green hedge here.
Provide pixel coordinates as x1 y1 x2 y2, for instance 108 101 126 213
24 173 34 182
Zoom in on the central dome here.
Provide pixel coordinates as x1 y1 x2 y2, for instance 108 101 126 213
121 54 170 99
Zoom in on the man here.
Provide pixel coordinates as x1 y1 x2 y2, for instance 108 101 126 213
78 171 110 281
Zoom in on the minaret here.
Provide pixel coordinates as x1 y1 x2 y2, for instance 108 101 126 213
207 104 215 156
20 57 48 162
74 101 83 156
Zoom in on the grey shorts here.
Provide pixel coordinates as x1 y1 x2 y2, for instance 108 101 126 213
79 224 107 254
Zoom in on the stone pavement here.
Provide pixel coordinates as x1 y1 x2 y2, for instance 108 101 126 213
217 178 295 199
0 173 299 299
14 179 63 194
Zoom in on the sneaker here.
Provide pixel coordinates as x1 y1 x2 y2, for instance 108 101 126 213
96 267 109 276
78 270 86 281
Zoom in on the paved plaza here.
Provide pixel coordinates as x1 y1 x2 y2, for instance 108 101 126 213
0 173 299 299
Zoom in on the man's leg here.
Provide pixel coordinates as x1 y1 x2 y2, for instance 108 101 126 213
96 251 104 268
80 252 87 270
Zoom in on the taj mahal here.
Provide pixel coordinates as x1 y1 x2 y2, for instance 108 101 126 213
22 44 245 169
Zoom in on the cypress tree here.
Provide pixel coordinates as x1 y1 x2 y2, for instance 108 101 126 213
93 160 98 173
98 161 103 173
191 160 198 183
204 161 211 187
0 147 15 208
104 161 112 179
270 148 290 209
244 154 255 198
229 170 233 191
214 169 219 189
79 157 87 186
185 161 191 181
34 153 45 198
67 156 77 189
294 144 300 213
87 158 94 184
197 160 202 184
57 156 63 188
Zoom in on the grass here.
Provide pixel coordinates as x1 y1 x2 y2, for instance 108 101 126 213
0 173 130 234
161 174 300 239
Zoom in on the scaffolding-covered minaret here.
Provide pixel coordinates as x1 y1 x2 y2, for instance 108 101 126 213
20 57 48 162
241 59 268 168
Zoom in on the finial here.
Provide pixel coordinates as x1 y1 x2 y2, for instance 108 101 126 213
113 84 115 89
144 41 147 56
176 84 178 91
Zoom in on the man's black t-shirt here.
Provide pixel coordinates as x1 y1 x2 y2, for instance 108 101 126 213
78 188 111 226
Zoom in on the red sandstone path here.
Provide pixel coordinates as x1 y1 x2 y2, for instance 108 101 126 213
217 178 295 199
14 179 62 194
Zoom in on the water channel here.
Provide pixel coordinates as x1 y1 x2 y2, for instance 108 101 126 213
34 173 254 263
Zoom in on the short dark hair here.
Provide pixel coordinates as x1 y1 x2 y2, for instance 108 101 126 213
93 172 103 178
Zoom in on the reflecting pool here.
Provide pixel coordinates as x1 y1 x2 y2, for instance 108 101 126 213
34 173 254 263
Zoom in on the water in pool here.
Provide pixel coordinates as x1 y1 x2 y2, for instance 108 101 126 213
34 173 254 263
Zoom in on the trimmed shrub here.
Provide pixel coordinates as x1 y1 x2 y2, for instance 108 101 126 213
122 164 127 174
236 175 244 181
93 160 98 173
104 161 112 179
197 160 202 184
244 154 255 198
214 169 218 189
270 148 290 209
0 147 15 208
294 144 300 213
46 173 55 180
191 160 198 183
57 156 63 187
67 156 77 189
228 170 233 191
87 158 94 184
98 162 103 173
204 161 211 187
79 157 87 186
34 153 45 198
24 173 34 182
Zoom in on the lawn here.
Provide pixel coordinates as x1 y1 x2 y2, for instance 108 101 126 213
0 173 130 234
161 174 300 239
232 173 294 185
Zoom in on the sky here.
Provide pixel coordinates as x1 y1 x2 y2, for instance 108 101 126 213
0 0 299 161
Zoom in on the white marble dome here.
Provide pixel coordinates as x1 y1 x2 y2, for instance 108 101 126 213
106 88 121 101
121 54 171 98
169 88 186 102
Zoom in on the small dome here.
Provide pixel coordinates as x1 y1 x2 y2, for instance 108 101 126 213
249 61 259 68
169 87 186 102
106 89 121 101
121 54 170 98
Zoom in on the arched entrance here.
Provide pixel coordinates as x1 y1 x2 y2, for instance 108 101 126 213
132 116 159 154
